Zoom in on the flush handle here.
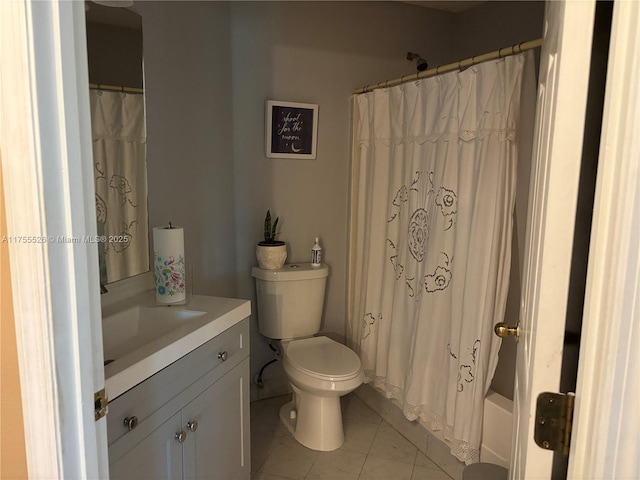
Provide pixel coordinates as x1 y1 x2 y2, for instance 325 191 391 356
494 322 520 342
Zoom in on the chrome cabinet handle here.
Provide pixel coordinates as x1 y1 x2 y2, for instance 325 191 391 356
217 351 228 361
187 420 198 432
175 430 187 443
124 416 138 431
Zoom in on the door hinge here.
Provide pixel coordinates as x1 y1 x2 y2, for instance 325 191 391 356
534 392 575 456
94 388 108 421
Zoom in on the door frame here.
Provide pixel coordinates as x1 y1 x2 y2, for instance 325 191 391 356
511 0 596 476
568 1 640 477
512 0 640 477
0 1 108 478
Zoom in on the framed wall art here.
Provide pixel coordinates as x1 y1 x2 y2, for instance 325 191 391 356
266 100 318 159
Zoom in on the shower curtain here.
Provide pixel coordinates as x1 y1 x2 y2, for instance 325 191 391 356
348 51 534 464
90 89 149 284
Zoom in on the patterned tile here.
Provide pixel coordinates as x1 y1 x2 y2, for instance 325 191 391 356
258 436 318 480
415 452 444 470
411 465 453 480
358 455 414 480
343 395 383 426
252 472 296 480
251 431 281 475
306 449 367 480
341 420 380 454
251 395 290 437
368 421 418 464
251 393 461 480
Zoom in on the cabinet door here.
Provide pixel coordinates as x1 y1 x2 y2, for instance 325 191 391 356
109 411 184 480
183 358 250 480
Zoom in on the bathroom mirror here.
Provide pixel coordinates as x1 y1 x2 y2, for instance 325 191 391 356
85 2 150 284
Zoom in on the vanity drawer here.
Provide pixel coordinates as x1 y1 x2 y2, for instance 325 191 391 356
107 317 249 445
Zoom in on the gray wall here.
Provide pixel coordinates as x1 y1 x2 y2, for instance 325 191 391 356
131 1 544 401
452 1 545 59
136 2 238 298
230 1 456 399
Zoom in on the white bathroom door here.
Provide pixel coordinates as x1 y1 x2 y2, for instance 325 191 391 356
509 0 596 478
1 1 109 478
564 0 640 477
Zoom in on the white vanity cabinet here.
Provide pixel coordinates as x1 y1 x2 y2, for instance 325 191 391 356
107 318 250 480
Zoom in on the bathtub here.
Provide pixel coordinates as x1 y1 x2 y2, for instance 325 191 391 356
480 390 514 469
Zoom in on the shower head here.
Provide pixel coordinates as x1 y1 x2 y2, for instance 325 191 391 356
407 52 428 72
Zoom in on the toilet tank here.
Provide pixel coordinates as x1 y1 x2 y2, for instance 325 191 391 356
251 263 329 340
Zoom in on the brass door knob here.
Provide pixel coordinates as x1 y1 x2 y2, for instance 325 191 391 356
494 322 520 342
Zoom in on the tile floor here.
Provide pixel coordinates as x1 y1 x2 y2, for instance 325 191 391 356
250 393 454 480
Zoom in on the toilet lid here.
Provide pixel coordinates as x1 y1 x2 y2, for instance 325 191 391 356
286 336 361 380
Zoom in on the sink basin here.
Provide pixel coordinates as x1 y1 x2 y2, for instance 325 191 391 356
101 293 251 401
102 305 207 361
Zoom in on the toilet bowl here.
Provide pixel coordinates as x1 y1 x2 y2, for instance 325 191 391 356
251 263 364 451
279 336 364 451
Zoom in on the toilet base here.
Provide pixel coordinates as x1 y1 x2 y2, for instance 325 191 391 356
279 385 345 451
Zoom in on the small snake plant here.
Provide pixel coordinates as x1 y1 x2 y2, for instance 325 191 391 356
262 210 281 244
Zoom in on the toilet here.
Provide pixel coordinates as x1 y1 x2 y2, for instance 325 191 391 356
251 263 364 451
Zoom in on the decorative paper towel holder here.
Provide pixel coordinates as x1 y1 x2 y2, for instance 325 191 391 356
153 222 192 305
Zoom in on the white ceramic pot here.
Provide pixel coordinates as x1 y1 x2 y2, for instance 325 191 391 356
256 242 287 269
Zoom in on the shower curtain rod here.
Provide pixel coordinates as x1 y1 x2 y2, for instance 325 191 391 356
353 38 542 94
89 83 143 94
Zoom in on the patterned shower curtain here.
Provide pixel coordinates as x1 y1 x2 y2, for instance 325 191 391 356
348 51 533 464
90 89 149 284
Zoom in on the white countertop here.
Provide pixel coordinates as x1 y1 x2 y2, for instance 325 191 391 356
103 291 251 401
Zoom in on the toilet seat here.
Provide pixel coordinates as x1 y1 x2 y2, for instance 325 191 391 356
285 336 362 381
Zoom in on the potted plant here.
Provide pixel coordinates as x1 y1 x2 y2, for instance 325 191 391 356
256 210 287 269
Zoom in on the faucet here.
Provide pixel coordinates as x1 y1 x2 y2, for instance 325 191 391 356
100 281 108 294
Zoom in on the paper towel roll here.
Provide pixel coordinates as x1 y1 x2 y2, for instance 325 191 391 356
153 225 186 304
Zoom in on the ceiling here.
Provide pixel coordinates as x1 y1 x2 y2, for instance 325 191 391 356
400 1 486 13
84 0 485 27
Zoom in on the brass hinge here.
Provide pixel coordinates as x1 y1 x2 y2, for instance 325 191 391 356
94 388 108 421
534 392 575 456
